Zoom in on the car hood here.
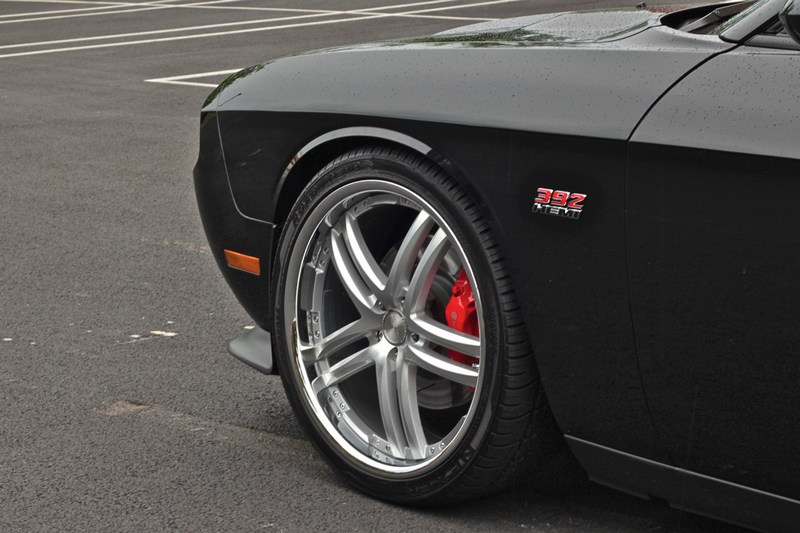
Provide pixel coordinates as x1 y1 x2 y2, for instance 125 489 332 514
209 5 732 141
426 9 661 45
280 7 691 58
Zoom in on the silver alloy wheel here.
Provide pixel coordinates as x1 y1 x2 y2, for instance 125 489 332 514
283 179 485 475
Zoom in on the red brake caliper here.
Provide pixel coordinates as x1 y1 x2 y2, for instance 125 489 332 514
444 269 480 368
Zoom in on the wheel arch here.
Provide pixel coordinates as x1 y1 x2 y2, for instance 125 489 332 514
270 127 474 283
273 127 434 229
267 126 518 368
270 144 558 502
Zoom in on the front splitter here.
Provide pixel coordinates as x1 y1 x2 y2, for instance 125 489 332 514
228 326 274 375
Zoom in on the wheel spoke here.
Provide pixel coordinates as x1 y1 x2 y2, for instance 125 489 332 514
376 351 407 454
289 181 489 472
300 317 377 363
396 349 427 459
407 343 479 388
386 211 434 297
405 228 450 314
311 343 379 395
330 229 378 314
344 212 387 296
408 314 481 360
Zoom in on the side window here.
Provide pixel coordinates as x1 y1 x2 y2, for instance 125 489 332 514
748 18 800 49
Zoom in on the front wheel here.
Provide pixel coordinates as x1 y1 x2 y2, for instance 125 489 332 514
273 146 555 504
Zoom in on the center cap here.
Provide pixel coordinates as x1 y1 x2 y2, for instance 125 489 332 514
382 309 407 346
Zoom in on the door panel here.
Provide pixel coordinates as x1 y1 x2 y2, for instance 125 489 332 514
628 46 800 499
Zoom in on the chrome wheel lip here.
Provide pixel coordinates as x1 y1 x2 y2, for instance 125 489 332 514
283 178 485 476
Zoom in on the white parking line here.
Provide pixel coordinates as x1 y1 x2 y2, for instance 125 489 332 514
2 0 146 5
0 0 517 59
0 1 484 50
179 0 459 14
0 0 455 24
0 0 169 19
0 13 385 58
0 0 236 24
0 0 337 28
145 68 240 88
372 0 520 16
0 9 343 47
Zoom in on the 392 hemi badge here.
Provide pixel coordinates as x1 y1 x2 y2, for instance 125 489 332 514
532 188 586 220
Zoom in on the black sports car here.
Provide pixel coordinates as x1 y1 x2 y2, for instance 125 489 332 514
194 0 800 530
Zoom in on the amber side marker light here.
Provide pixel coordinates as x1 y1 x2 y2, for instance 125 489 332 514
224 249 261 275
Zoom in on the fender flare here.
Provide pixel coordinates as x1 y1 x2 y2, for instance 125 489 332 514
274 126 434 214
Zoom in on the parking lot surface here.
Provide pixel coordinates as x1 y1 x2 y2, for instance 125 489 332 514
1 0 747 530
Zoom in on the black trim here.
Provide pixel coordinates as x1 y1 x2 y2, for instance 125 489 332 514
748 33 800 47
566 435 800 533
720 0 785 42
228 327 274 375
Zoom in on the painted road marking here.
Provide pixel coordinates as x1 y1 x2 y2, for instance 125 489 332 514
0 0 517 59
0 0 460 24
0 14 384 59
0 0 177 20
0 0 420 22
0 9 343 45
181 0 462 14
145 68 240 88
0 0 241 25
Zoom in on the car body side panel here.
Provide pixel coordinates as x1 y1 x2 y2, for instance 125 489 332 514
629 46 800 499
413 124 666 461
194 112 275 330
214 26 732 222
210 108 667 463
206 24 735 465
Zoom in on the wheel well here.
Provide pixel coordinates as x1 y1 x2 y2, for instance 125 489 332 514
267 135 482 330
273 137 380 231
270 136 448 266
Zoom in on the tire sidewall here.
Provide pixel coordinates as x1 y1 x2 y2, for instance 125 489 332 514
273 151 507 503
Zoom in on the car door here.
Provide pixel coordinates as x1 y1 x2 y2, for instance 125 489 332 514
627 27 800 500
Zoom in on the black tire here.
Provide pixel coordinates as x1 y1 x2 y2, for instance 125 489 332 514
273 145 556 504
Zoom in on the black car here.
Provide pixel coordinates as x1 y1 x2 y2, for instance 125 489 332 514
194 1 800 530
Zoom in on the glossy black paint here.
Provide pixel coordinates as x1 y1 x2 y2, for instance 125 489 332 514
628 44 800 499
194 112 275 330
212 21 731 222
781 0 800 42
194 2 800 530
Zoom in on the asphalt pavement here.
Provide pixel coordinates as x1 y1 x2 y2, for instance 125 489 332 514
1 0 747 531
